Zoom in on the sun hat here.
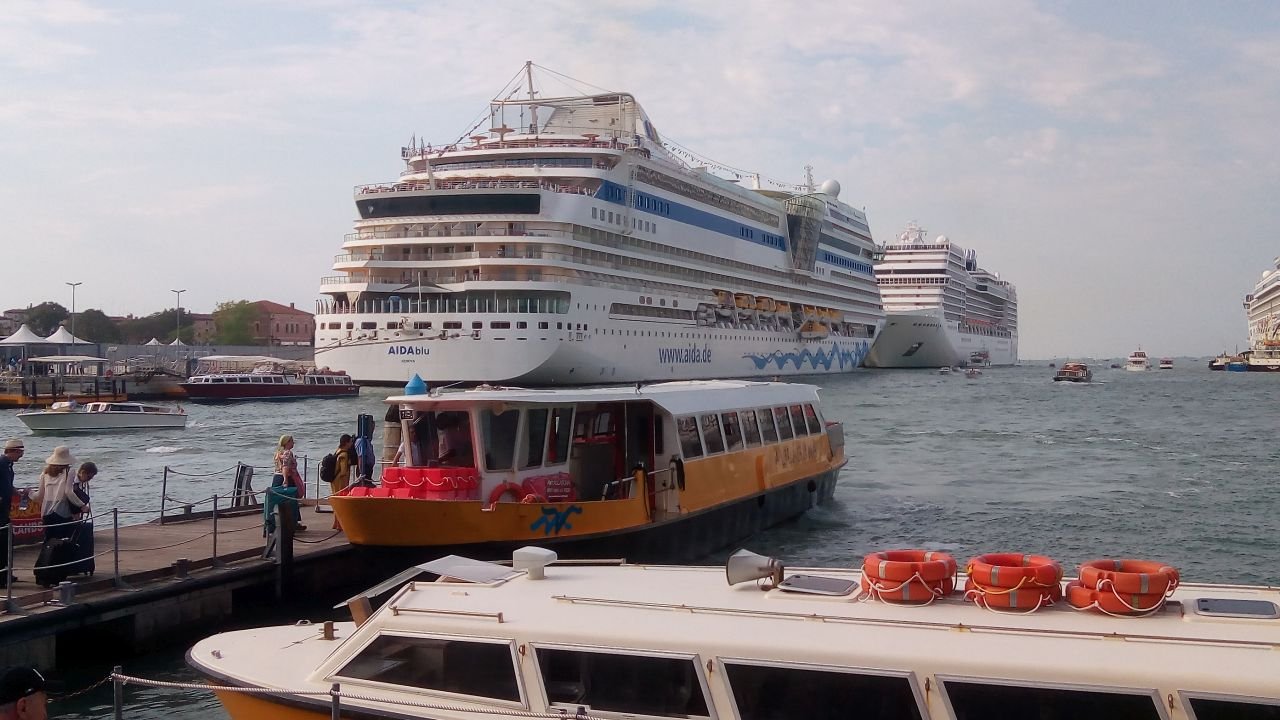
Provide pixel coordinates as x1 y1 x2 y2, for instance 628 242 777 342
45 446 75 466
0 666 47 704
3 438 23 451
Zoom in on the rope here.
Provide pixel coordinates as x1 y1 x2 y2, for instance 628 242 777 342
858 572 948 606
294 530 342 544
116 531 216 553
963 588 1053 615
164 465 240 478
109 672 614 719
51 673 114 704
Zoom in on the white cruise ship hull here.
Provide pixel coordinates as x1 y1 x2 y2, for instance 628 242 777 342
864 311 1016 368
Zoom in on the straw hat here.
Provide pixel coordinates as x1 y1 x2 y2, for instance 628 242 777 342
45 446 75 466
3 438 23 451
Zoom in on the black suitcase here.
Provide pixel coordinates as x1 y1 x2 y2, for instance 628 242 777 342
34 538 77 588
68 522 95 577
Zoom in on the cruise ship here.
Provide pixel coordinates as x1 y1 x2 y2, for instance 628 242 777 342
1244 256 1280 371
864 223 1017 368
313 65 883 386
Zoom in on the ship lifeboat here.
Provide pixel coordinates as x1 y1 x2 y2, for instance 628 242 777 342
860 550 957 604
1066 559 1179 615
802 305 819 321
755 296 776 313
734 293 755 309
798 321 830 340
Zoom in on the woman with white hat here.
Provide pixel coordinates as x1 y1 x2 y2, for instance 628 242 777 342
30 446 87 540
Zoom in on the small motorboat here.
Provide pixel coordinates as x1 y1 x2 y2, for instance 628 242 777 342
17 401 187 432
1158 358 1174 370
1053 362 1093 383
938 366 952 375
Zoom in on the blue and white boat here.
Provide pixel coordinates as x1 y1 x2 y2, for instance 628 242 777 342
314 63 884 385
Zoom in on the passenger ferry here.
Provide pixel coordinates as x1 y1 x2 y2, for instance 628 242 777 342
189 547 1280 720
1126 349 1152 371
313 63 884 385
180 356 358 401
328 380 843 556
1053 361 1093 383
865 223 1017 369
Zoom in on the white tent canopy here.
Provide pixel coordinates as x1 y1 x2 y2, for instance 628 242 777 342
169 338 186 346
45 326 89 344
144 338 163 346
0 324 46 344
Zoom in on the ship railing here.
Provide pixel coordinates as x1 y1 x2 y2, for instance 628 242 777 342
354 179 595 196
400 137 620 159
343 228 573 242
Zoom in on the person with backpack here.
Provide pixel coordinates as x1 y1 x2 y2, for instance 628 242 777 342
353 422 376 481
319 435 354 495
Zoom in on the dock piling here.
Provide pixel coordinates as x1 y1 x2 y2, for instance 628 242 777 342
4 523 23 615
330 682 341 720
174 558 190 581
56 581 76 605
112 508 135 591
211 495 223 567
113 666 123 720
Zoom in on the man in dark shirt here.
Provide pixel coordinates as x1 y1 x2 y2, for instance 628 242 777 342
1 438 25 583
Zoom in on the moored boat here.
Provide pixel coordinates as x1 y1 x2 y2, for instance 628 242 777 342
180 356 358 402
1208 353 1229 370
328 380 843 556
17 401 186 432
1053 361 1093 383
188 546 1280 720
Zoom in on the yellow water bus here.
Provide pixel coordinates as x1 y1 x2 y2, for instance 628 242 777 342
329 380 845 558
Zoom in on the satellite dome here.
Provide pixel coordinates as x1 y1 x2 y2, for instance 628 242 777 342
936 235 949 243
819 179 841 198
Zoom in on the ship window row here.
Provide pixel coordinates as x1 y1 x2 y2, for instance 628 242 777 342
609 302 695 321
426 157 599 172
358 193 542 220
591 206 657 234
677 403 822 459
327 291 571 316
634 165 781 226
333 630 1280 720
819 251 873 275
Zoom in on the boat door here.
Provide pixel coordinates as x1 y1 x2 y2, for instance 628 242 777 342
623 401 657 513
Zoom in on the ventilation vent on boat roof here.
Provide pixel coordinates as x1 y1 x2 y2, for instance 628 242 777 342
1192 598 1280 619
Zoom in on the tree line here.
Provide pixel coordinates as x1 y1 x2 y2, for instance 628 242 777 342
16 300 267 345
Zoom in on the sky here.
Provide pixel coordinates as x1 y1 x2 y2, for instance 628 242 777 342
2 1 1278 359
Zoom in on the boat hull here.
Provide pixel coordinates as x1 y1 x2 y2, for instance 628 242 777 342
864 311 1016 369
179 383 359 402
16 413 186 432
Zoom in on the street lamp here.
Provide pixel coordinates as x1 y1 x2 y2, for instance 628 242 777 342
171 289 186 345
65 282 82 340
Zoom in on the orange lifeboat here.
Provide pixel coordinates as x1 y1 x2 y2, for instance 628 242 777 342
860 550 956 604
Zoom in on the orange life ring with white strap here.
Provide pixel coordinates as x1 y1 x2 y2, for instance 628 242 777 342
964 577 1061 611
488 482 524 505
966 553 1062 589
1064 580 1166 615
862 550 956 583
1078 559 1179 595
861 574 955 603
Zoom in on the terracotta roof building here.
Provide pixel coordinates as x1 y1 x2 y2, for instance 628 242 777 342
251 301 314 346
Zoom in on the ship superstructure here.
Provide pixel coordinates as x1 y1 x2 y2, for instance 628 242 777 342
1244 256 1280 371
864 223 1017 368
314 63 884 385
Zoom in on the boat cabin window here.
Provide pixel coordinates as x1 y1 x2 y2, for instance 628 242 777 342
740 410 761 446
789 405 808 436
942 679 1161 719
720 412 743 452
677 416 703 459
1186 695 1280 719
700 413 725 454
757 408 778 443
335 634 520 703
773 407 793 440
723 661 923 720
523 408 549 468
535 647 710 719
804 403 823 434
409 411 476 468
481 408 521 471
547 407 573 464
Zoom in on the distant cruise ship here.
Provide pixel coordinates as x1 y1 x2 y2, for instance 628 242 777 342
314 63 884 385
864 223 1017 368
1244 256 1280 372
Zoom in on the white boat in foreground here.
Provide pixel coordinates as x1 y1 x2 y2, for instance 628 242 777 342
189 548 1280 720
17 401 186 432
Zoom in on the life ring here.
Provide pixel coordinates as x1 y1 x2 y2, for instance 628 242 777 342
669 457 685 491
966 553 1062 589
1064 580 1166 615
1078 559 1179 595
964 577 1061 611
487 482 524 505
861 574 954 603
862 550 956 583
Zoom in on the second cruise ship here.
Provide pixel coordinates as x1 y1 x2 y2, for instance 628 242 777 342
314 63 884 385
1244 256 1280 371
864 223 1018 368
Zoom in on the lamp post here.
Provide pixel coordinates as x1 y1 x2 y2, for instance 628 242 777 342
171 289 186 345
65 281 82 340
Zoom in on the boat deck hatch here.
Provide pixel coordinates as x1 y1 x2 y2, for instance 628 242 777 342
777 574 858 597
1193 598 1280 619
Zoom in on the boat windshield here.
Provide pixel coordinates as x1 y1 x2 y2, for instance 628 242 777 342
405 410 476 468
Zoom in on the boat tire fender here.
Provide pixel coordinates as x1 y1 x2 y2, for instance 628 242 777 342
669 457 685 491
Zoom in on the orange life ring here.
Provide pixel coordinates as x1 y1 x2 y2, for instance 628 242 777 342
862 550 956 583
487 482 524 505
861 574 954 603
1064 580 1166 615
964 577 1061 610
966 553 1062 589
1078 559 1179 595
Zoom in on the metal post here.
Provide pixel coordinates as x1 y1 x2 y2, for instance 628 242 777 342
275 503 294 600
211 494 222 567
330 682 341 720
160 466 169 524
4 523 23 615
113 665 124 720
112 507 134 591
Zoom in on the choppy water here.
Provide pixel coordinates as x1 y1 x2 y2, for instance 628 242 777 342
10 362 1277 718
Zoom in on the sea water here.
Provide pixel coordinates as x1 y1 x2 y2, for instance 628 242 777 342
12 363 1275 719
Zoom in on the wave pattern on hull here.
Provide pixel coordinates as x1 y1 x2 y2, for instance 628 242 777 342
743 341 870 372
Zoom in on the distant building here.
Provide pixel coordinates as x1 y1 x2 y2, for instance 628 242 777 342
1 308 28 337
251 301 314 346
189 312 216 345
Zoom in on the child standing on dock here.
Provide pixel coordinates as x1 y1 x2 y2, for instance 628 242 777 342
272 436 305 531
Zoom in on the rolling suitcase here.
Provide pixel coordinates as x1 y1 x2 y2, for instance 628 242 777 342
34 537 77 588
68 521 95 577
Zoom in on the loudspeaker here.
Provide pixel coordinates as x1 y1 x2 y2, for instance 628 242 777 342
726 549 784 588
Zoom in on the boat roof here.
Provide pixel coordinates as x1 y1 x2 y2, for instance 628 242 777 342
385 380 824 417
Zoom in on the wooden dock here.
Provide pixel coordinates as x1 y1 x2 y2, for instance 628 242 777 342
0 505 383 668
